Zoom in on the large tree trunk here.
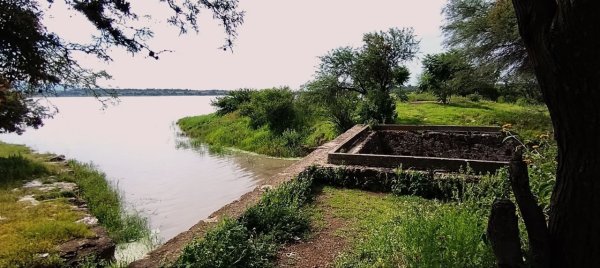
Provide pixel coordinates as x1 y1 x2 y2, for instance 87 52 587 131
511 1 600 266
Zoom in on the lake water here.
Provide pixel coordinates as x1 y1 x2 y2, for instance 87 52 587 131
0 96 294 242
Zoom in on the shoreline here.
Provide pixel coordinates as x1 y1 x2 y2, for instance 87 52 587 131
0 142 152 266
129 125 365 267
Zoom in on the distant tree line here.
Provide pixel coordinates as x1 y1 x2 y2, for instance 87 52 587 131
47 88 228 97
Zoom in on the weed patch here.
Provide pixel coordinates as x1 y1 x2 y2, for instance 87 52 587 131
61 161 149 243
173 174 315 267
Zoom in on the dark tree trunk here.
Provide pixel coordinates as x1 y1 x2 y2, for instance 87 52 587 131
511 0 600 266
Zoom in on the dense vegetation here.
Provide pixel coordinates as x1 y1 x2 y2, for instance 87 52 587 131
179 91 550 158
172 172 315 267
0 142 149 267
179 87 338 158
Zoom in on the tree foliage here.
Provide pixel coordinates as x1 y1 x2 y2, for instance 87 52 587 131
305 28 419 129
442 0 541 101
419 51 495 104
0 0 244 133
211 88 253 116
238 87 297 134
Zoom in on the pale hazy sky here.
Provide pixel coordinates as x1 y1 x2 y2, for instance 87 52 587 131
45 0 447 90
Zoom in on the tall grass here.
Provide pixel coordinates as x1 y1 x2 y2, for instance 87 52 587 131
178 112 337 158
0 154 48 186
327 188 496 268
61 161 149 243
173 174 315 267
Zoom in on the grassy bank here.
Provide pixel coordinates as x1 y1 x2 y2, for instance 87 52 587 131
0 142 148 267
178 112 337 158
178 94 551 158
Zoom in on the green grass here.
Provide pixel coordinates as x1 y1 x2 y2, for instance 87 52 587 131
178 112 337 158
178 97 551 157
0 142 149 267
61 161 149 243
396 97 551 139
322 187 496 268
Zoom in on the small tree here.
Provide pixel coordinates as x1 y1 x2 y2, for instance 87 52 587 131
301 76 360 132
418 51 492 103
306 27 419 127
211 89 254 115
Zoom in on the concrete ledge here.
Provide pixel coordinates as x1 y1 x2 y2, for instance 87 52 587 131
328 124 509 174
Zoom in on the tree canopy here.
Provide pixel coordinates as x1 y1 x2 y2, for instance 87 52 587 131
304 27 419 129
442 0 540 101
0 0 244 133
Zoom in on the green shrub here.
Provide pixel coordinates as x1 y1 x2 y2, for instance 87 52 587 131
305 166 467 200
240 175 314 242
240 87 297 133
211 89 254 115
173 175 316 267
467 93 482 102
356 90 397 124
173 219 276 268
276 129 304 156
515 97 536 106
407 92 438 102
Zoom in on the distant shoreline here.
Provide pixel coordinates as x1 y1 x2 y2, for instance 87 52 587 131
37 88 228 97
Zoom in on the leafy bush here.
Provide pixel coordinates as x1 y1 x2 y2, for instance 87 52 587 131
407 92 438 102
240 87 297 133
305 166 467 200
211 89 254 115
240 174 314 242
357 90 397 124
173 174 315 267
173 219 276 268
467 93 482 102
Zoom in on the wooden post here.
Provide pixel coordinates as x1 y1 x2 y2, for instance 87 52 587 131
487 198 524 268
509 148 550 267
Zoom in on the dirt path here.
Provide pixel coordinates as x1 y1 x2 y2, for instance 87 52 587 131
276 191 349 268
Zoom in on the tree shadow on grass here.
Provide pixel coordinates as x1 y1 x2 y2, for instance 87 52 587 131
446 101 492 110
396 117 425 125
0 155 48 188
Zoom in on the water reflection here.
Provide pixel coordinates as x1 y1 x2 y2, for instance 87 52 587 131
0 96 294 241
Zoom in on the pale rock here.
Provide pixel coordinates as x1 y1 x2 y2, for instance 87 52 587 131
18 195 40 206
77 216 99 226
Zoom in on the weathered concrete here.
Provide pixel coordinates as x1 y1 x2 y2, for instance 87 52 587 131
128 125 366 268
328 124 510 173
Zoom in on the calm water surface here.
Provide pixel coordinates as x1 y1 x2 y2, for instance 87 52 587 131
0 96 294 241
